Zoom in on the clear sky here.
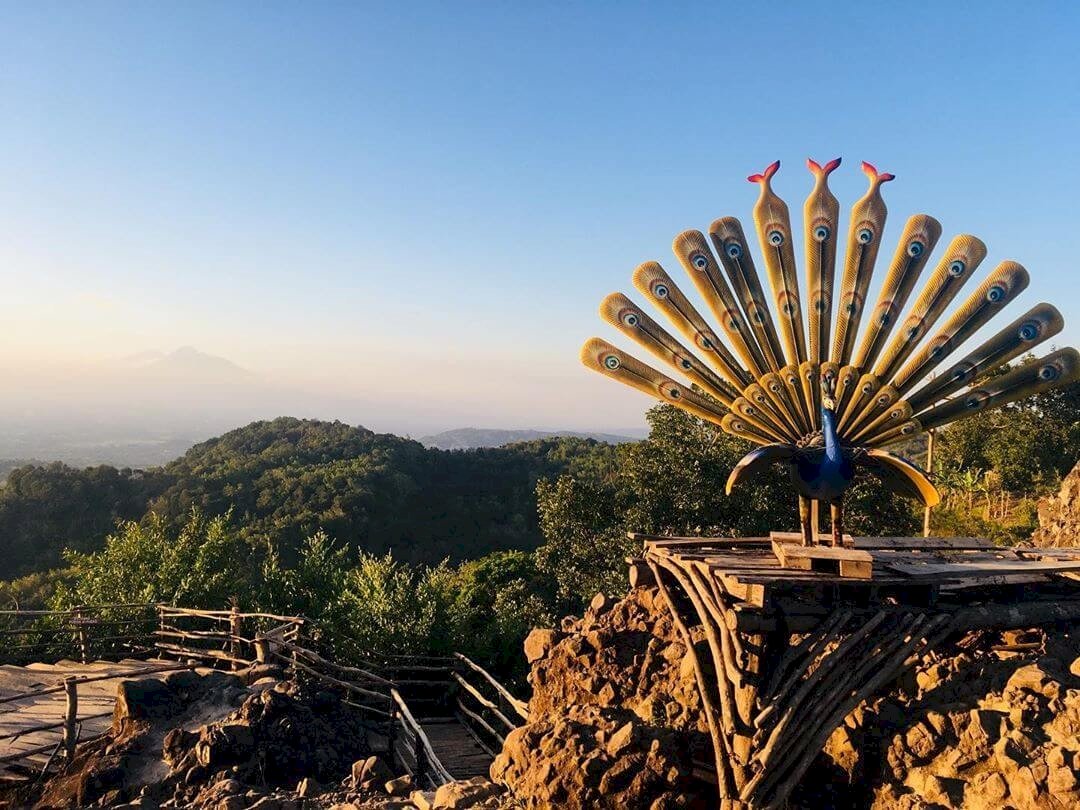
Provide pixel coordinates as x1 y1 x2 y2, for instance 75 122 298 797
1 2 1078 436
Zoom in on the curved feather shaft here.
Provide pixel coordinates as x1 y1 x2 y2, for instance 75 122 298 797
891 261 1030 396
837 372 881 434
731 397 791 443
632 262 752 388
866 418 923 449
781 364 812 434
673 230 769 377
915 348 1080 432
758 371 806 438
580 338 730 427
709 217 785 373
720 413 773 446
749 162 807 366
743 383 802 442
599 293 738 406
849 400 913 445
833 365 862 423
831 162 894 366
851 215 942 370
845 384 900 439
871 234 987 384
804 158 842 366
905 303 1064 413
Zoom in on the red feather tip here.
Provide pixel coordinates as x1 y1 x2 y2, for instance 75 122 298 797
824 157 842 173
861 161 895 184
748 160 780 184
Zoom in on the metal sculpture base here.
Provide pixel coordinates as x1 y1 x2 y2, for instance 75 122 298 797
627 533 1080 809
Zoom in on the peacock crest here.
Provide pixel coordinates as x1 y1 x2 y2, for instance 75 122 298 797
582 159 1078 545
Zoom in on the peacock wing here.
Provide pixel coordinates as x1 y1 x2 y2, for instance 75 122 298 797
725 444 797 494
856 449 941 507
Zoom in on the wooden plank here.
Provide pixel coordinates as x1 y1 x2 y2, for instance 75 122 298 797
634 533 771 548
771 531 854 548
885 559 1080 579
772 541 873 580
852 536 995 551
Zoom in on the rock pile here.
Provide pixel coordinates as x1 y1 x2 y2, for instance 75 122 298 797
815 627 1080 810
1032 460 1080 547
491 586 1080 810
492 588 711 808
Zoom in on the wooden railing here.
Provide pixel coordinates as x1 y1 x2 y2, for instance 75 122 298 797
390 688 454 788
451 653 528 756
0 603 530 787
0 604 159 666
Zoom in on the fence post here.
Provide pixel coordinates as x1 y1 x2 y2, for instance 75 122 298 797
229 606 242 671
414 728 426 786
72 607 88 664
157 605 166 659
254 636 269 665
63 677 78 760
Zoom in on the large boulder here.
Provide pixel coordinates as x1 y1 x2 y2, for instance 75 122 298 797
1032 460 1080 547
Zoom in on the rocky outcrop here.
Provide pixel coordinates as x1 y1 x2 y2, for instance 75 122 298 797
492 587 711 808
492 587 1080 810
1032 460 1080 547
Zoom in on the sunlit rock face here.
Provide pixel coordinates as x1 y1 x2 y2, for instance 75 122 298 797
1032 460 1080 548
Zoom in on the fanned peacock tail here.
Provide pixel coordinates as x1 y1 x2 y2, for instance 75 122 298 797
581 158 1077 464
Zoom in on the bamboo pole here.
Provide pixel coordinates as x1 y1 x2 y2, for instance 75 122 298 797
648 558 733 800
62 677 78 760
923 428 936 536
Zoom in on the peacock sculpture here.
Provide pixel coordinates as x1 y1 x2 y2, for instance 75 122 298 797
582 158 1078 547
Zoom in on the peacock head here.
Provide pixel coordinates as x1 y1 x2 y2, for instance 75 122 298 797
821 394 836 412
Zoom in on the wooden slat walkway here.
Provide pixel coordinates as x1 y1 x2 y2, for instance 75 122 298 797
420 719 493 780
0 659 166 778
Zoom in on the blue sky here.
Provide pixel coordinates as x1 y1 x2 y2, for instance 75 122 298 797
0 2 1077 434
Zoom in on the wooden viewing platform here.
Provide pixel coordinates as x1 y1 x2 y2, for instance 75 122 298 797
628 533 1080 809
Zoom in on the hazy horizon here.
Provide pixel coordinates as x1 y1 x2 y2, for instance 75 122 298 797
2 3 1078 462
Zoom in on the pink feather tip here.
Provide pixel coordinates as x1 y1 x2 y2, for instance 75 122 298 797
862 161 895 183
748 160 780 184
808 157 842 176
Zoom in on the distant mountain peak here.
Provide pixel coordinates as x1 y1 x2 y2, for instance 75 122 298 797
123 347 253 383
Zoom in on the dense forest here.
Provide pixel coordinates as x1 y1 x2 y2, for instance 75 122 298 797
1 369 1076 675
0 418 613 577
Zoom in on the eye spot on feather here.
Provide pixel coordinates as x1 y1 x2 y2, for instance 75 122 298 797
986 285 1006 303
668 388 681 399
948 260 966 277
691 253 709 270
621 311 639 327
862 383 874 394
907 241 924 257
857 228 874 244
1039 364 1060 381
768 230 785 247
813 225 830 242
679 358 692 370
725 243 742 259
1018 321 1040 341
654 283 669 299
604 355 621 370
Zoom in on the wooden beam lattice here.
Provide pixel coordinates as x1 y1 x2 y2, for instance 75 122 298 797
642 537 1080 810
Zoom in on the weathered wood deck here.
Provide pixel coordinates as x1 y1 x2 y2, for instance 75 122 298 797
0 659 180 780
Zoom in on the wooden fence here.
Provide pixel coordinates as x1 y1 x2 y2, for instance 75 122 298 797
451 653 528 757
0 605 528 788
0 604 159 666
